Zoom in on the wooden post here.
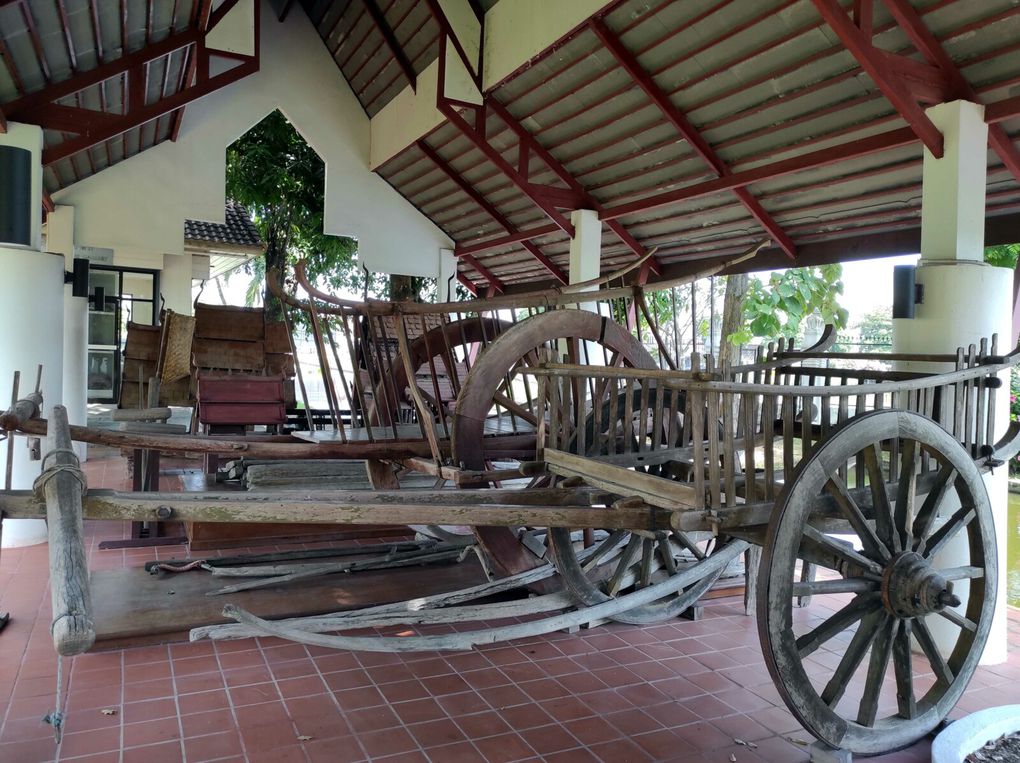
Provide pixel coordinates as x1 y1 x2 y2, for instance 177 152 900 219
41 406 94 656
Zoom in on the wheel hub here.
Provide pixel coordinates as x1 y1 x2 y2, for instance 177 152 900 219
881 551 960 618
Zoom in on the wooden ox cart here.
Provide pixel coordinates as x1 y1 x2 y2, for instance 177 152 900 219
0 243 1017 756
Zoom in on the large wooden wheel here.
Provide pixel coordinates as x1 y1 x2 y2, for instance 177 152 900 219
758 410 997 755
451 310 658 580
549 525 735 624
377 317 511 425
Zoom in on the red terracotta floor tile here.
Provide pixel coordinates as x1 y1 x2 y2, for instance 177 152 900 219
121 741 185 763
2 464 1018 763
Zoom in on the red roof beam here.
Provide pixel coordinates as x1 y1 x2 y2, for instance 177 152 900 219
486 99 661 276
986 95 1020 125
454 223 562 257
437 103 575 239
601 125 917 222
810 0 943 158
42 55 258 166
457 273 479 296
881 0 1020 184
360 0 416 91
2 27 204 122
417 140 569 285
590 17 795 260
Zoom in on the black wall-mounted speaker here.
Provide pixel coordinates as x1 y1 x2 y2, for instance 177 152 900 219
892 264 916 319
68 258 89 298
0 145 32 247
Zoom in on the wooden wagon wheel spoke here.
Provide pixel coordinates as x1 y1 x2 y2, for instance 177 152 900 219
581 529 628 572
606 535 642 596
638 537 654 588
863 443 896 553
758 410 996 755
892 619 917 719
937 607 978 633
672 528 706 561
937 565 984 580
893 439 918 553
910 462 957 549
913 616 955 685
857 614 896 727
802 526 884 577
791 578 877 597
823 474 890 561
795 591 882 658
919 504 976 559
820 610 885 708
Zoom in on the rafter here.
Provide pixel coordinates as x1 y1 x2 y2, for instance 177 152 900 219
486 99 661 275
455 223 562 258
361 0 416 91
590 17 796 260
40 56 257 166
811 0 943 158
438 100 575 239
601 125 918 221
2 27 202 121
1 1 258 168
457 273 479 296
417 140 568 285
881 0 1020 183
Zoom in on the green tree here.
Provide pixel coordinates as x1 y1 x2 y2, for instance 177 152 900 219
728 264 849 345
226 111 365 320
856 307 893 349
984 243 1020 269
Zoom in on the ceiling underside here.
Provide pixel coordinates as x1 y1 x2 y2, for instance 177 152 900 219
3 1 1020 292
0 0 202 194
367 0 1020 290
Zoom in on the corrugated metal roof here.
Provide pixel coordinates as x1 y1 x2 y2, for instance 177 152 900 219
372 0 1020 291
0 0 200 194
6 1 1020 293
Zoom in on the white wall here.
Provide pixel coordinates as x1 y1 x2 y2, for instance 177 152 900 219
52 0 451 280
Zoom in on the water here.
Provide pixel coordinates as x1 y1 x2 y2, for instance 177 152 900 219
1009 492 1020 608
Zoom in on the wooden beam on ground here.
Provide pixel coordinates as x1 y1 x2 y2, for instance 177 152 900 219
0 488 672 531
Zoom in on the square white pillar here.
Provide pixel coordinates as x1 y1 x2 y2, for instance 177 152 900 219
438 248 457 301
895 100 1009 666
919 100 988 262
568 209 601 285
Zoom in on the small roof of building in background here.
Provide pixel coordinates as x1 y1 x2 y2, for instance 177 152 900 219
185 200 265 280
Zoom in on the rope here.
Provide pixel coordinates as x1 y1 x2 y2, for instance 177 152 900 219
32 448 87 500
42 655 66 743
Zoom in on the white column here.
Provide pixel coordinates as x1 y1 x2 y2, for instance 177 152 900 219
438 248 457 302
48 206 88 462
0 123 65 547
892 100 1010 665
568 208 601 287
567 209 605 363
161 252 194 315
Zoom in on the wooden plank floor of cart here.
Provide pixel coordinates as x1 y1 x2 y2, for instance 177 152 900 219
89 557 488 650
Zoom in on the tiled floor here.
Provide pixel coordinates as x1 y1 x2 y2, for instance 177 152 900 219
0 454 1017 763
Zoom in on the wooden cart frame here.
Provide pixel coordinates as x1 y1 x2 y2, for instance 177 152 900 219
1 243 1018 756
